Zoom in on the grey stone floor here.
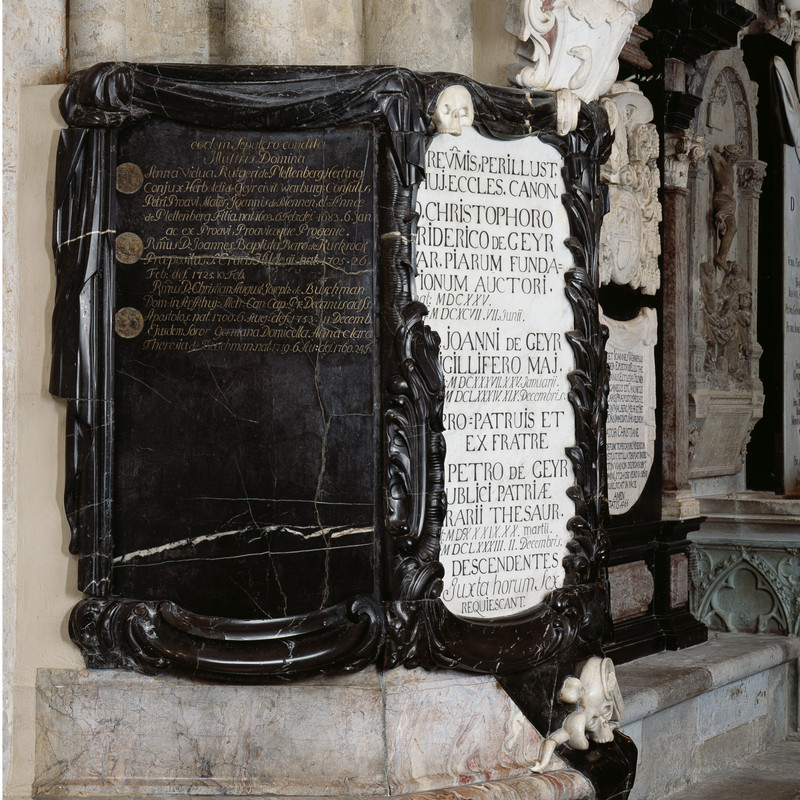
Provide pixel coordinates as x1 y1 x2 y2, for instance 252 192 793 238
663 739 800 800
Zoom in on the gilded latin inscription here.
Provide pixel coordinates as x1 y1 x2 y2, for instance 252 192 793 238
119 129 375 355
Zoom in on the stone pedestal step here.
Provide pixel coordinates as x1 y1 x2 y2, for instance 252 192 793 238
663 739 800 800
617 632 799 800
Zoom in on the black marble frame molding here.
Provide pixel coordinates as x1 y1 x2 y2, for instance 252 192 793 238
51 63 612 682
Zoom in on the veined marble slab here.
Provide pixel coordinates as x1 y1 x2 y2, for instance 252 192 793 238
34 667 591 798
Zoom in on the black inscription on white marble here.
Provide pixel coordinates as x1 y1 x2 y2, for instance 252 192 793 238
416 129 575 619
602 309 657 514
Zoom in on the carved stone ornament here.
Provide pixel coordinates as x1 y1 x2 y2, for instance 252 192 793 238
51 64 614 683
505 0 654 133
767 2 800 44
691 542 800 636
531 657 624 773
687 50 765 479
599 82 661 294
663 130 705 191
432 84 475 135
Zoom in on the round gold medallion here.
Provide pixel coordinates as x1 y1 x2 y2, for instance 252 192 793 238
116 232 144 264
115 307 145 339
116 162 144 194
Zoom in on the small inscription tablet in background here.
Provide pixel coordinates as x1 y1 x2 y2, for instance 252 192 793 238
784 146 800 495
112 121 377 618
416 128 576 619
602 308 658 515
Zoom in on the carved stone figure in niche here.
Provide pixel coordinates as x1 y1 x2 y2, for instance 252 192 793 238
700 259 752 384
687 48 764 480
599 81 661 294
531 657 624 773
708 144 743 270
432 85 474 136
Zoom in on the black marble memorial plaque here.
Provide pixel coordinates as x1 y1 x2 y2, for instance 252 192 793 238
51 64 612 683
112 121 377 619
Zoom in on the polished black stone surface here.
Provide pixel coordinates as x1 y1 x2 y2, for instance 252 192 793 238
112 120 377 618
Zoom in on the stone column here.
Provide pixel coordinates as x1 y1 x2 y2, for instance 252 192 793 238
662 128 704 520
69 0 126 72
225 0 362 66
658 121 708 651
363 0 472 74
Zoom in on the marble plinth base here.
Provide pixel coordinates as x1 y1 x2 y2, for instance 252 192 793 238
34 667 594 799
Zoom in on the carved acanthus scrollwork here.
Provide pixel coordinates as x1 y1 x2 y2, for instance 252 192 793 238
768 2 800 44
505 0 653 132
663 130 705 190
599 82 661 294
505 0 649 100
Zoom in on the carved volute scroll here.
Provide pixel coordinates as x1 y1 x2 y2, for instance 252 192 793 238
52 64 612 682
505 0 653 133
687 50 766 479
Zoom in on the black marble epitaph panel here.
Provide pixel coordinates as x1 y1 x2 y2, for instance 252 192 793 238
112 122 377 619
52 64 613 684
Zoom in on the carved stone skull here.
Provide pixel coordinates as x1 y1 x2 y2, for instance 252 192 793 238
432 85 475 136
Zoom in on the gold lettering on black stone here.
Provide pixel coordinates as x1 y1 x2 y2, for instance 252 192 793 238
115 307 145 338
119 128 375 355
116 232 144 264
116 163 144 194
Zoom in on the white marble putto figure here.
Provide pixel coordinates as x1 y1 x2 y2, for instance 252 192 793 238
531 657 625 773
505 0 653 132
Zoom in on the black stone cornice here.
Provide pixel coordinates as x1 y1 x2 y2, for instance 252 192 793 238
640 0 756 67
664 90 704 132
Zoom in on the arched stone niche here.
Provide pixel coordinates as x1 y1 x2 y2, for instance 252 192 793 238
687 48 766 481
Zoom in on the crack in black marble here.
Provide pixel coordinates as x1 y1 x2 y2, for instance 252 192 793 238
73 499 111 515
203 357 259 424
229 574 271 618
311 303 332 611
186 496 372 506
116 369 174 405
